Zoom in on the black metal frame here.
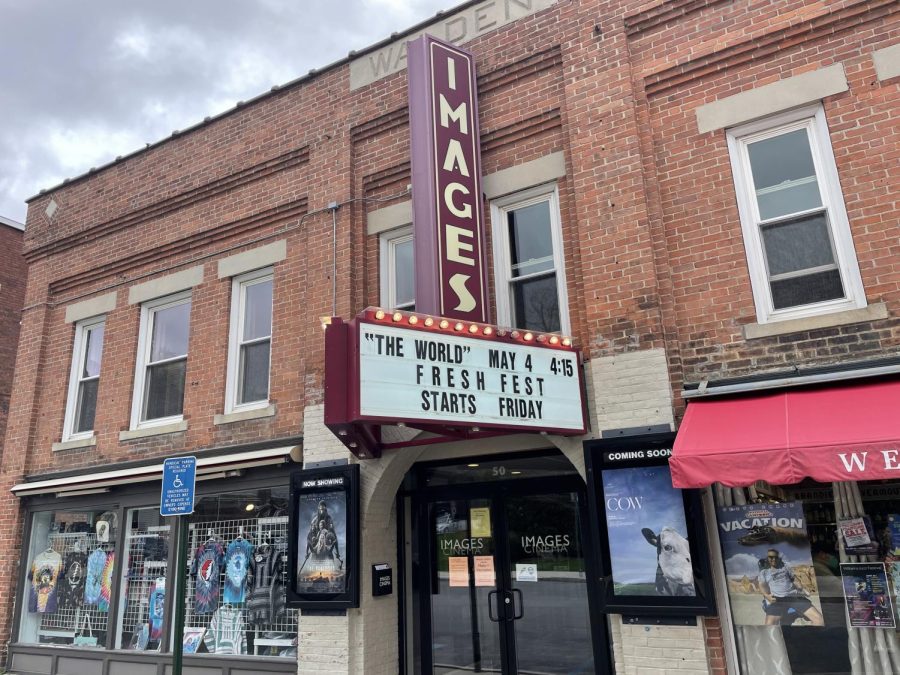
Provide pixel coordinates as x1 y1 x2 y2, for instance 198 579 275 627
287 463 360 609
398 450 612 675
584 433 718 616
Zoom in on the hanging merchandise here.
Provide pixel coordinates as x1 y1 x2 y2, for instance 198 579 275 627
223 537 254 605
202 604 246 655
191 539 225 614
28 548 63 613
247 540 283 626
84 548 108 608
148 577 166 641
58 549 88 610
99 551 115 612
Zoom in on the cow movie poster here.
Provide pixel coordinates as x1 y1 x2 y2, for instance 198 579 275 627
717 501 823 626
602 465 696 597
296 490 347 595
841 563 896 628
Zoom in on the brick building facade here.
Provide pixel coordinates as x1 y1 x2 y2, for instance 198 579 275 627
1 0 898 673
0 215 25 458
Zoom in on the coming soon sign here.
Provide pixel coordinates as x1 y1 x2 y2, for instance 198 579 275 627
409 35 490 323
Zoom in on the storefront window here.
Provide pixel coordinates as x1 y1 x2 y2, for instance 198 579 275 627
183 488 296 658
715 479 900 675
19 509 119 648
115 508 170 650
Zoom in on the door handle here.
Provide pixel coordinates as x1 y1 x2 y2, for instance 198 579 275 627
487 590 501 622
510 588 524 620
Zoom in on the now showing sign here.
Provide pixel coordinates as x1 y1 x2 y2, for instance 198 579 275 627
358 321 584 433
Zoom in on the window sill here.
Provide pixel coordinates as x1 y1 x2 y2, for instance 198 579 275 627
743 302 888 340
52 435 97 452
119 420 188 441
214 404 276 426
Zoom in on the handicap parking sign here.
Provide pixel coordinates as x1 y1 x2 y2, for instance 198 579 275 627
160 456 197 516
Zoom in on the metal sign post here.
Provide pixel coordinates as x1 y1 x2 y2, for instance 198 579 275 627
160 457 197 675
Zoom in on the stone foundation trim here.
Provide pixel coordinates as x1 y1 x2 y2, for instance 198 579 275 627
118 419 188 441
695 64 848 133
64 291 117 323
742 302 888 340
127 265 204 305
216 240 286 278
214 404 276 425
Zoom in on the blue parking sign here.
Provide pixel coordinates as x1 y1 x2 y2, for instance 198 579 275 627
161 456 197 516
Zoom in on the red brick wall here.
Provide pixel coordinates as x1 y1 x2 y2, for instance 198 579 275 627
0 0 897 668
0 224 24 456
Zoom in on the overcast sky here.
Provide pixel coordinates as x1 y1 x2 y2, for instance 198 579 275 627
0 0 451 225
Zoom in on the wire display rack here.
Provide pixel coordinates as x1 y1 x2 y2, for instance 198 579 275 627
36 532 114 646
185 515 296 657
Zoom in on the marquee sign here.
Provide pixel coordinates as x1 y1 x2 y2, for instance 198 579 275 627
408 35 490 323
324 308 586 458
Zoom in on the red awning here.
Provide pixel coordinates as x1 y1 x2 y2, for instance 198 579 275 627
670 378 900 488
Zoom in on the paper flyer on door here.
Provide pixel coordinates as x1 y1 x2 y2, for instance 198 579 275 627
717 501 823 626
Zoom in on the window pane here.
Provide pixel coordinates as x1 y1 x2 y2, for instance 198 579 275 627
394 238 415 308
19 510 118 648
116 508 170 651
150 301 191 362
238 340 270 404
143 359 186 420
771 269 844 310
242 279 273 342
184 488 296 658
82 323 104 379
507 201 555 278
748 128 822 220
74 379 99 434
512 273 560 332
762 213 836 276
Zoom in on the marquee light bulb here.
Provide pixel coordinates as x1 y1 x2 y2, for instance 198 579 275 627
496 329 507 337
549 335 559 345
562 337 572 347
374 309 386 320
468 324 479 334
439 319 450 329
523 332 534 341
537 334 547 343
511 331 520 339
408 315 419 325
454 322 463 331
424 317 434 327
483 326 493 336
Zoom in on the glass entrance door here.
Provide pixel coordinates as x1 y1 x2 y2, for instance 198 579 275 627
414 461 600 675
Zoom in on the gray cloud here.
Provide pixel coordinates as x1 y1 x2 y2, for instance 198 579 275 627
0 0 450 222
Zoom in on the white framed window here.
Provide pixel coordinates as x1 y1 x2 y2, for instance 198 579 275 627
130 292 192 429
225 268 273 413
727 104 865 324
379 225 415 311
62 316 105 441
490 184 570 333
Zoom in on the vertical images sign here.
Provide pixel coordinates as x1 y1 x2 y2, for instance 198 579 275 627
602 465 696 597
288 464 359 609
716 502 824 626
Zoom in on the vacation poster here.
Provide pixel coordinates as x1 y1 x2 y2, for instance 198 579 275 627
602 465 695 597
296 490 347 594
717 502 823 626
841 563 895 628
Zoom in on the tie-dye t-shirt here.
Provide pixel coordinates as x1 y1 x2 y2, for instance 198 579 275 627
148 578 166 640
223 539 254 604
28 549 63 613
84 548 108 608
191 541 225 614
99 551 114 612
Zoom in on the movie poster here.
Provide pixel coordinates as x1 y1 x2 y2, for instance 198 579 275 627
295 490 347 595
717 501 823 626
841 563 895 628
602 465 696 597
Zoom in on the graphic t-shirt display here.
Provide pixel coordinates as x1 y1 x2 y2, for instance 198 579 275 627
148 577 166 640
84 548 109 609
224 538 254 604
58 550 88 610
246 539 288 626
99 552 115 612
28 549 63 613
191 541 225 614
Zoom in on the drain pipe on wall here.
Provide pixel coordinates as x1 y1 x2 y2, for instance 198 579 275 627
328 201 339 317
